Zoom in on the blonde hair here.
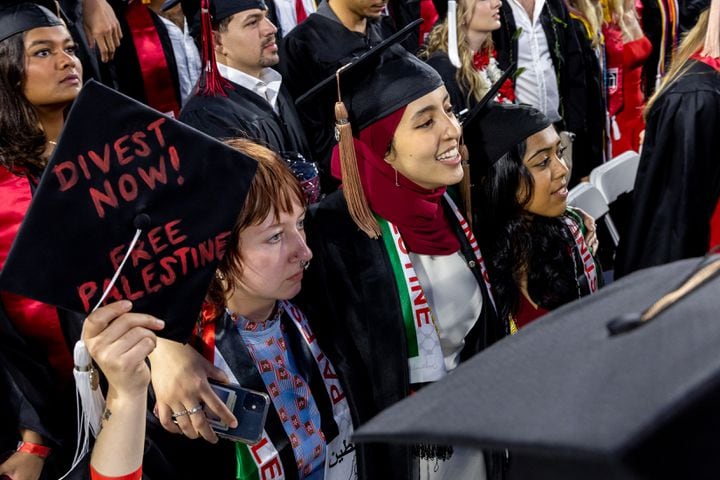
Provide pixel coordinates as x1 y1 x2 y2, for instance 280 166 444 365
703 0 720 57
567 0 604 47
645 10 710 117
420 0 495 105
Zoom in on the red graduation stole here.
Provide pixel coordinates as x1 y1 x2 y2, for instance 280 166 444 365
125 0 181 117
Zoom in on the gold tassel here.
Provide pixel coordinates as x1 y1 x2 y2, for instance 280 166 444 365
458 144 473 229
335 102 381 238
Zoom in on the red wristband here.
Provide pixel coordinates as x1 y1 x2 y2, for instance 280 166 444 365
16 441 51 459
90 465 142 480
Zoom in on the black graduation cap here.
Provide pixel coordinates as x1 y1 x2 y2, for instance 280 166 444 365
182 0 267 36
355 254 720 479
0 1 62 43
0 80 257 342
294 18 425 109
460 66 551 173
297 20 443 238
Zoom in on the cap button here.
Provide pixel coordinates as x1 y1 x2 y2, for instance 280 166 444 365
133 213 152 230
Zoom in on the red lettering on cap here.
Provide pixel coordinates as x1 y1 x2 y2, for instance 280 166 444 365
77 281 98 312
53 161 78 192
114 135 134 166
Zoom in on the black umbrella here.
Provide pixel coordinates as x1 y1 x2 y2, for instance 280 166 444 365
354 255 720 479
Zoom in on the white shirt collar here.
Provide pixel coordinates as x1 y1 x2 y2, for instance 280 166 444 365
217 63 283 111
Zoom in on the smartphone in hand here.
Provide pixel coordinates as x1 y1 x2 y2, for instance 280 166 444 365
207 380 270 444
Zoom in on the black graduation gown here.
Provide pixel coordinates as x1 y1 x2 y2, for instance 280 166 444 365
143 311 343 480
425 51 473 115
493 0 603 182
179 81 312 161
100 1 182 112
298 191 509 480
615 60 720 278
0 303 87 479
278 13 388 189
567 17 607 184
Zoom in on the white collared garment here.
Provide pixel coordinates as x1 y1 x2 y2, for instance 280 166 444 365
507 0 561 123
216 63 283 112
159 16 201 106
273 0 317 37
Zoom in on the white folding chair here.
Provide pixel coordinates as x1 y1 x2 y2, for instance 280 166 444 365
568 181 622 246
588 150 641 246
590 150 640 204
568 182 608 220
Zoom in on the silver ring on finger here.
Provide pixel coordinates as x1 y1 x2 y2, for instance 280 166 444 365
171 409 189 420
187 404 204 415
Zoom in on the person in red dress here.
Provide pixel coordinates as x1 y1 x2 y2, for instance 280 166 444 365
603 0 652 155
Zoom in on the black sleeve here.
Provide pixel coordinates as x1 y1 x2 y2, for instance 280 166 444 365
616 86 720 276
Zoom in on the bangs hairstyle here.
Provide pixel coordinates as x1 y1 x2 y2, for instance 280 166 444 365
204 138 305 316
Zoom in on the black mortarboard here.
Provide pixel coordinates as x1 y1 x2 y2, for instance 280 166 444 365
0 1 62 43
0 80 257 342
355 254 720 479
299 20 443 238
463 100 551 171
295 18 424 109
183 0 267 35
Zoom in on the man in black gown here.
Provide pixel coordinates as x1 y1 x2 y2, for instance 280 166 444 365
179 0 312 164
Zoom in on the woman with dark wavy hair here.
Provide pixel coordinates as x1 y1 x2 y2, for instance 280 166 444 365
0 2 84 479
470 102 601 329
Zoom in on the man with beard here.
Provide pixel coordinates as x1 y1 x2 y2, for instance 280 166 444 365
179 0 312 164
279 0 419 191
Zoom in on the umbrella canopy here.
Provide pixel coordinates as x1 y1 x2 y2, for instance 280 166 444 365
354 255 720 479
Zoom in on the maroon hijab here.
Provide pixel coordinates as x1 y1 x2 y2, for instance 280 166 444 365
331 108 460 255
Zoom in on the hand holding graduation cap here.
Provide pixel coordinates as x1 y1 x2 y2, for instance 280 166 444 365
83 300 162 477
83 300 164 398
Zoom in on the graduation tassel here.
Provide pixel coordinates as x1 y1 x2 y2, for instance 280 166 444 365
198 0 232 96
62 218 148 478
334 67 380 238
448 0 461 68
458 144 473 228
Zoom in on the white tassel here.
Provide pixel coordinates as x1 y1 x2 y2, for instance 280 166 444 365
611 115 621 141
59 341 106 479
448 0 461 68
61 223 145 478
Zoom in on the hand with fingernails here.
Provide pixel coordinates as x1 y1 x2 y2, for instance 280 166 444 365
149 339 237 443
576 207 600 254
82 0 123 63
83 300 164 477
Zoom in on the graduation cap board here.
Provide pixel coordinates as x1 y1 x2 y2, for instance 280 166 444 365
0 1 62 42
0 80 257 342
354 254 720 479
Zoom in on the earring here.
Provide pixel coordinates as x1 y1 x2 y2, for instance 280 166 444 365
394 167 399 187
215 270 225 281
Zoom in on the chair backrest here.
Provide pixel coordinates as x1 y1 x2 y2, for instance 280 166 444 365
568 182 609 220
590 150 640 204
